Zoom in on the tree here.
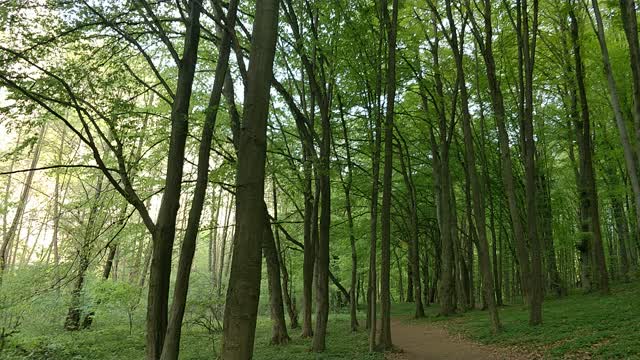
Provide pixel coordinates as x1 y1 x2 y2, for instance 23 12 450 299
0 125 46 280
378 0 399 350
220 0 280 357
568 3 609 294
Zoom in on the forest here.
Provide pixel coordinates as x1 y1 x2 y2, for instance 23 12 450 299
0 0 640 359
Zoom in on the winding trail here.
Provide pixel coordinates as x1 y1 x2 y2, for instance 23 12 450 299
386 318 527 360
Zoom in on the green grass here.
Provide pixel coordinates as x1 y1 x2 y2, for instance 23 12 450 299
393 282 640 359
252 314 381 360
1 306 380 360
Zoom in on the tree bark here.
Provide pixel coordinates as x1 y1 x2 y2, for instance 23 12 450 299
367 18 384 353
591 0 640 283
218 195 234 295
65 176 103 331
159 2 237 358
570 4 610 294
262 205 290 345
517 0 544 326
470 0 532 310
378 0 399 350
210 187 223 286
1 124 46 280
337 94 360 331
271 182 299 329
220 0 279 356
619 0 640 167
427 18 455 318
146 2 202 358
612 197 631 280
397 131 425 318
311 50 332 355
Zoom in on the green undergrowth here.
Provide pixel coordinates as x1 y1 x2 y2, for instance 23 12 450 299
393 282 640 359
1 307 380 360
253 314 381 360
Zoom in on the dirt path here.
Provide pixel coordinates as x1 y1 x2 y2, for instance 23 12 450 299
387 318 526 360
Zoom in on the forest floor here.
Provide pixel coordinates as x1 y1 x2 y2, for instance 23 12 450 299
387 317 527 360
389 281 640 359
1 282 639 359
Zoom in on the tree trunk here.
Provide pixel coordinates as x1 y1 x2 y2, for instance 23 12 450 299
146 3 202 358
1 131 20 244
612 197 631 280
367 27 383 354
619 0 640 168
301 135 315 339
210 187 222 286
65 176 103 331
51 129 65 270
378 0 399 350
311 56 332 356
472 0 532 311
1 124 46 279
218 195 234 295
337 95 359 331
263 205 290 345
271 183 299 329
407 261 414 303
422 239 430 306
569 5 610 294
538 171 563 296
103 245 117 280
516 0 544 326
159 2 237 358
220 0 279 356
591 0 640 282
397 132 425 317
428 21 455 318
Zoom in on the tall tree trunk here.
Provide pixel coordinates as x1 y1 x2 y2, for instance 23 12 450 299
407 261 414 303
451 183 467 311
103 245 117 280
263 205 290 345
378 0 399 350
569 5 610 294
160 2 237 358
612 197 631 280
272 182 299 329
1 124 46 280
427 20 455 318
393 245 405 303
490 199 503 306
146 3 202 358
367 19 384 353
311 56 332 356
337 95 360 331
517 0 544 325
51 129 65 270
218 195 233 295
221 0 279 356
471 0 532 312
538 170 563 296
1 131 20 243
301 127 316 339
422 238 430 306
591 0 640 275
65 176 104 331
397 132 425 318
619 0 640 167
475 43 503 307
210 188 223 286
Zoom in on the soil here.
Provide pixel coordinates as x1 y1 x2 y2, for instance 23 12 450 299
386 317 536 360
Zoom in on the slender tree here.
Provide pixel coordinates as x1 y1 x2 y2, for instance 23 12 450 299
221 0 280 356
